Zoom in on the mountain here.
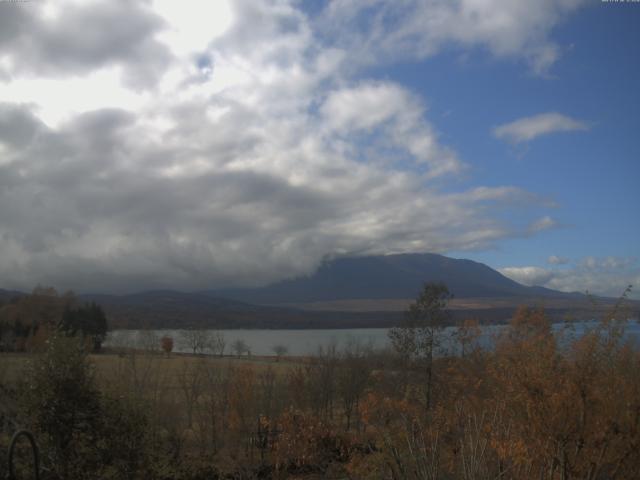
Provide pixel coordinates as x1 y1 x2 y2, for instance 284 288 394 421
210 253 580 304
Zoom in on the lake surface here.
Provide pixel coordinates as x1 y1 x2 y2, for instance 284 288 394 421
106 320 640 357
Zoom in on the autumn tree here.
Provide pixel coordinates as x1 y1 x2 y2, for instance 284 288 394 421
226 365 259 458
0 287 77 351
177 359 204 428
160 335 174 357
389 282 452 410
19 333 150 478
337 339 372 430
20 333 102 478
305 343 339 421
196 361 231 455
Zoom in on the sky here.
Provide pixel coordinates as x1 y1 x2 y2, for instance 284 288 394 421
0 0 638 297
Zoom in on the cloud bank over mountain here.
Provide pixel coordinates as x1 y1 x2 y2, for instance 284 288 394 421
500 257 639 298
2 0 624 295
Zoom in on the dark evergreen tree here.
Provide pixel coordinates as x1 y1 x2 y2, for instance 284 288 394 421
59 302 108 352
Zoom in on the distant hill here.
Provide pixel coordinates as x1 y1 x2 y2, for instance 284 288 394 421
0 289 24 303
77 290 403 329
210 253 581 304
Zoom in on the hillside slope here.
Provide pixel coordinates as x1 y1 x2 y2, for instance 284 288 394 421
211 253 579 304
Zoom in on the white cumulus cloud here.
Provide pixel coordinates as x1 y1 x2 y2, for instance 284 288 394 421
321 0 586 74
0 0 584 292
528 216 558 234
548 255 569 265
493 112 589 144
500 257 640 299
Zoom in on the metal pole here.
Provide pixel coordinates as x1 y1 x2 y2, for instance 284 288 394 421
7 430 40 480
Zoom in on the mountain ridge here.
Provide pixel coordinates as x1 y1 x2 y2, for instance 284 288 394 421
208 253 584 304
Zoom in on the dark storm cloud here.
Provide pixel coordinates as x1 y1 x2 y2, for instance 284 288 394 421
0 102 350 290
0 0 172 88
0 99 549 292
0 103 46 146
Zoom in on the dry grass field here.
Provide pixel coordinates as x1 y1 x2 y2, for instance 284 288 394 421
1 350 300 390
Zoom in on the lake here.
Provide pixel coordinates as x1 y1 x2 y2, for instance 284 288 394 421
106 320 640 357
